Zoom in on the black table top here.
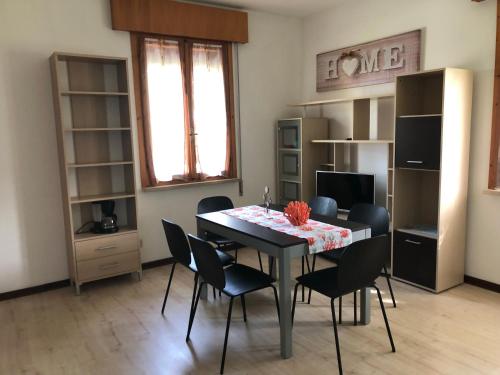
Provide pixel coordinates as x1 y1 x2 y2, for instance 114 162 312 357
196 204 370 249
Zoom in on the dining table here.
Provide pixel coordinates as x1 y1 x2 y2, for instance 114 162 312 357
196 203 372 359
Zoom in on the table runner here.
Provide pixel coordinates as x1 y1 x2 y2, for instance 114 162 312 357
222 205 352 254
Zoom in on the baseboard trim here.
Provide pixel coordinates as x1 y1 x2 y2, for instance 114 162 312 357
0 279 71 301
0 257 175 302
464 275 500 293
142 257 175 269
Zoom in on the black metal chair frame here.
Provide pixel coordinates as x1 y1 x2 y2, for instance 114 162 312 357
291 236 396 374
301 196 338 302
186 234 280 374
160 219 233 316
308 203 397 324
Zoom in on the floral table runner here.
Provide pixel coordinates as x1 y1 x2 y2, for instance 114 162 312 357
221 205 352 254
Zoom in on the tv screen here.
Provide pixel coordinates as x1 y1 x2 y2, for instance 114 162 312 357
316 171 375 211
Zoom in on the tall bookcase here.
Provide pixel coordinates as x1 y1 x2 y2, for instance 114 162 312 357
50 52 141 295
392 68 473 292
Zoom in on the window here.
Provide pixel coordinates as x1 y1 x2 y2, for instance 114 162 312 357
131 35 237 188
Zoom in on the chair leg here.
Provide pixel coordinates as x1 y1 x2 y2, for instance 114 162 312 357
301 257 305 302
220 297 234 375
305 255 311 272
269 257 274 277
161 262 176 315
271 285 280 322
338 295 342 324
383 265 397 308
353 291 357 326
257 251 263 272
307 254 317 304
292 282 299 326
186 283 203 342
189 273 199 317
330 299 343 375
374 285 396 352
241 295 247 322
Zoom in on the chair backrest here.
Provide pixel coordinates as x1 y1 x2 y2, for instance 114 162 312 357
197 196 234 214
188 234 226 290
347 203 389 237
161 219 192 267
309 196 338 218
337 235 388 294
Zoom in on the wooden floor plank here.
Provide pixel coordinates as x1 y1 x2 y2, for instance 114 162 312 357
1 250 500 374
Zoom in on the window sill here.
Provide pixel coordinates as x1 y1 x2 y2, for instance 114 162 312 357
143 178 240 192
484 188 500 196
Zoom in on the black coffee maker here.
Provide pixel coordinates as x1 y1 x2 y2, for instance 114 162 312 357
91 200 119 234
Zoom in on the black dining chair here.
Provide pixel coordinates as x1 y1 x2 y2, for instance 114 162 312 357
197 196 263 271
302 196 338 303
292 235 396 375
186 234 280 375
160 219 234 316
321 203 396 324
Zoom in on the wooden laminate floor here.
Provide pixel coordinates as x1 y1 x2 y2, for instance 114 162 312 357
1 250 500 375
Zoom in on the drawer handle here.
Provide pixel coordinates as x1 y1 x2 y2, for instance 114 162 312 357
405 239 421 245
96 245 117 251
406 160 424 164
99 262 119 270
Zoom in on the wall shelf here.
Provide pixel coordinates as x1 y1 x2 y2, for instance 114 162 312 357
70 192 136 204
289 95 394 107
311 139 394 144
67 161 134 168
60 90 128 96
64 127 131 132
397 114 442 118
74 226 137 242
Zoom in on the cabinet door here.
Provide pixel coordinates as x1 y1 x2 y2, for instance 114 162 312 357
393 230 437 290
279 180 301 205
278 119 301 149
279 151 301 181
395 116 442 170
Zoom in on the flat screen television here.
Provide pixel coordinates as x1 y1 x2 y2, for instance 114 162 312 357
316 171 375 211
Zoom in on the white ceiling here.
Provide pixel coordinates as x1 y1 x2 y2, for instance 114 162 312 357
195 0 347 17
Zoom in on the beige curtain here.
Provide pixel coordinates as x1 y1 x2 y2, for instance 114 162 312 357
190 43 228 179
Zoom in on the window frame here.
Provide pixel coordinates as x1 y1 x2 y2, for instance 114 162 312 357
488 0 500 190
130 33 238 189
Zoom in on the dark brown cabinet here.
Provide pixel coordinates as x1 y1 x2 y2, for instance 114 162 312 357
393 230 437 290
395 115 442 170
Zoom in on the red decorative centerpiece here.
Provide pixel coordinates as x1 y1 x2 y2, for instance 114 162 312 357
284 201 311 226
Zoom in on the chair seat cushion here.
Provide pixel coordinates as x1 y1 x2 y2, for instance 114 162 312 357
189 249 234 272
296 266 341 299
223 264 275 297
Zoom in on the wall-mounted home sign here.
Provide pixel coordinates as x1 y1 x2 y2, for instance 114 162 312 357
316 30 421 91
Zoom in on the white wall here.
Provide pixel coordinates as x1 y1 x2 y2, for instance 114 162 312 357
301 0 500 284
0 0 302 293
